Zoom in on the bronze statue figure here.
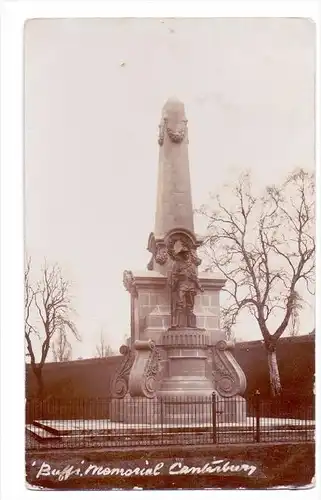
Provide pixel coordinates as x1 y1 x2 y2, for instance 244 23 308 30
169 238 203 328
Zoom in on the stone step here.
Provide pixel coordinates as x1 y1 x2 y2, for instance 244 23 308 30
26 424 61 441
32 420 66 436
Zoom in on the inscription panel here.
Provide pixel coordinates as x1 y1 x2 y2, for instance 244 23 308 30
169 358 206 377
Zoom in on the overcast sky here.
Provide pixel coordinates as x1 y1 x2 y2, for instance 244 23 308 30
24 18 315 359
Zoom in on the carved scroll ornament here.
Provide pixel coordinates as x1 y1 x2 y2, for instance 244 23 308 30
110 345 135 399
128 339 161 398
211 340 247 397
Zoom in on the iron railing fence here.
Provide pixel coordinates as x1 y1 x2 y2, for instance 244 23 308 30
25 393 315 450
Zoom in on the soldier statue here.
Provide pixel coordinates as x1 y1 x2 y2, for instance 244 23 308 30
169 238 203 328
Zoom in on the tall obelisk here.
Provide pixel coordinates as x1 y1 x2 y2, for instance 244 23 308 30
155 97 194 237
147 97 202 275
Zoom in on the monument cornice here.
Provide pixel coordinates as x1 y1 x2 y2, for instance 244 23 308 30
130 270 168 289
198 272 226 290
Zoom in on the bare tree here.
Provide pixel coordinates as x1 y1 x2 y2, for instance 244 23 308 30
25 259 80 396
95 330 114 358
51 325 73 362
199 169 315 396
25 257 35 360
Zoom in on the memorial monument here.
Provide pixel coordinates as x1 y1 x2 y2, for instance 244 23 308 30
111 97 246 423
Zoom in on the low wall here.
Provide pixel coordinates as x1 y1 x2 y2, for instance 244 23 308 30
26 356 123 399
234 334 315 401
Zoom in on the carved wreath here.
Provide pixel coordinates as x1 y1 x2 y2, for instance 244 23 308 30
166 119 187 143
158 118 187 145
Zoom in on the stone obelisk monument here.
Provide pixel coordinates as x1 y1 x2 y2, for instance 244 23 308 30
111 98 246 423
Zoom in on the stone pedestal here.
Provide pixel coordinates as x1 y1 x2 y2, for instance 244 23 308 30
110 393 246 425
110 334 247 424
110 394 161 424
156 327 214 424
158 328 213 397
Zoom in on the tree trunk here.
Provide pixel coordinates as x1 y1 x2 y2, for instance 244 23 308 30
266 347 282 397
33 366 44 398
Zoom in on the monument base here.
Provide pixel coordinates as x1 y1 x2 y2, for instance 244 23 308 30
157 394 247 425
110 394 161 424
159 394 213 425
110 393 247 425
110 394 213 425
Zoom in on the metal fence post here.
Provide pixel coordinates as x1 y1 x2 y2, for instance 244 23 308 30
255 390 261 443
160 398 164 445
304 401 309 442
212 392 217 444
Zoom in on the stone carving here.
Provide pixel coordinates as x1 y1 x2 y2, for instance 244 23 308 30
147 232 168 270
167 235 203 328
158 119 165 146
162 328 209 346
155 245 168 265
128 340 160 398
123 270 137 296
211 340 247 397
158 117 188 145
145 345 160 379
166 118 188 143
110 344 135 399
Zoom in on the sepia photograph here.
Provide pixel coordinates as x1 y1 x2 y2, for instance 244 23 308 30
22 16 315 490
